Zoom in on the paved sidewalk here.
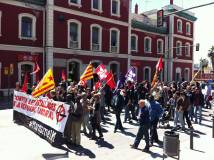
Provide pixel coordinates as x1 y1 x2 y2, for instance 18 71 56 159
0 108 214 160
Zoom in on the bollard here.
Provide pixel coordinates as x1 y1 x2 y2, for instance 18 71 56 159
190 129 193 150
212 116 214 138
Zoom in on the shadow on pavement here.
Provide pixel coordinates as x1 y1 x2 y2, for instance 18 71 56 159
95 138 114 149
149 150 164 159
122 130 136 138
67 144 96 159
42 151 69 160
193 149 205 153
200 123 212 128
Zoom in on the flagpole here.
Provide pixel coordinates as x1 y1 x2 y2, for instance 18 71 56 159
190 67 201 83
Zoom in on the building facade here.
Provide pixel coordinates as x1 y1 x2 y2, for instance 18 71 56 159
0 0 197 95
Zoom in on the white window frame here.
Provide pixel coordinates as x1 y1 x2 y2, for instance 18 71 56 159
109 61 120 81
110 28 120 53
175 67 182 81
18 61 35 84
186 22 191 35
68 0 82 8
67 59 82 81
157 39 164 54
90 24 102 51
177 19 182 33
111 0 120 17
176 41 182 56
91 0 103 12
144 66 151 82
144 36 152 53
67 19 82 49
18 13 36 40
185 42 191 57
184 68 190 81
131 34 138 52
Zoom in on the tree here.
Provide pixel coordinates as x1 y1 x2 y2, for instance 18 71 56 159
200 58 209 72
208 46 214 71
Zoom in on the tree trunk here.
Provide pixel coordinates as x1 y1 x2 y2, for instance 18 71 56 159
212 56 214 71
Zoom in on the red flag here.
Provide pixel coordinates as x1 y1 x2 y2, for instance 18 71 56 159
95 64 109 81
106 71 116 90
61 70 66 81
94 81 102 91
31 62 40 75
31 62 40 82
156 57 163 72
21 73 28 93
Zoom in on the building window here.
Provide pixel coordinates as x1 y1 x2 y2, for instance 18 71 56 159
131 34 138 51
144 37 152 53
186 22 191 35
18 13 36 40
157 39 163 54
67 59 81 82
177 19 182 33
68 20 81 49
110 28 120 53
111 0 120 16
185 42 191 56
175 67 181 81
144 67 151 82
69 0 81 7
92 0 102 11
18 62 35 86
176 41 182 55
91 24 102 51
184 68 190 81
109 62 120 81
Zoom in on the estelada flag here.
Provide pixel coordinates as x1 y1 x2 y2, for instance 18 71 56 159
80 63 93 81
32 68 55 97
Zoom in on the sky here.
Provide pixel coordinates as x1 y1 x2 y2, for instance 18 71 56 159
131 0 214 64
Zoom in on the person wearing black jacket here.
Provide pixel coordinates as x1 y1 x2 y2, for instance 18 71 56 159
113 90 125 133
130 100 150 152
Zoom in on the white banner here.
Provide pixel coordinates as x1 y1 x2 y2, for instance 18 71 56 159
13 91 70 133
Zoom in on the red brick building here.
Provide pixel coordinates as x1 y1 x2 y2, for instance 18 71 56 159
0 0 197 95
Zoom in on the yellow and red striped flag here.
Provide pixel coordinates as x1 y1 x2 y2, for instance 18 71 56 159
32 68 55 97
80 63 94 81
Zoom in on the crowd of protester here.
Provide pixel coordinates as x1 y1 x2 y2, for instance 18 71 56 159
14 79 214 152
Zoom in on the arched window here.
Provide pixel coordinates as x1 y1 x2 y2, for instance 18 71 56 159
177 19 182 33
110 28 120 53
157 39 164 54
186 22 191 35
185 42 191 56
18 62 35 86
144 67 151 82
18 13 36 40
144 37 152 53
175 67 181 81
184 68 190 81
131 34 138 51
176 41 182 56
68 19 81 49
109 61 120 81
91 24 102 51
69 0 82 7
67 59 82 82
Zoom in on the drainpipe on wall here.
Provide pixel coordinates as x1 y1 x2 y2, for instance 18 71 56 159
127 0 132 71
45 0 54 70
